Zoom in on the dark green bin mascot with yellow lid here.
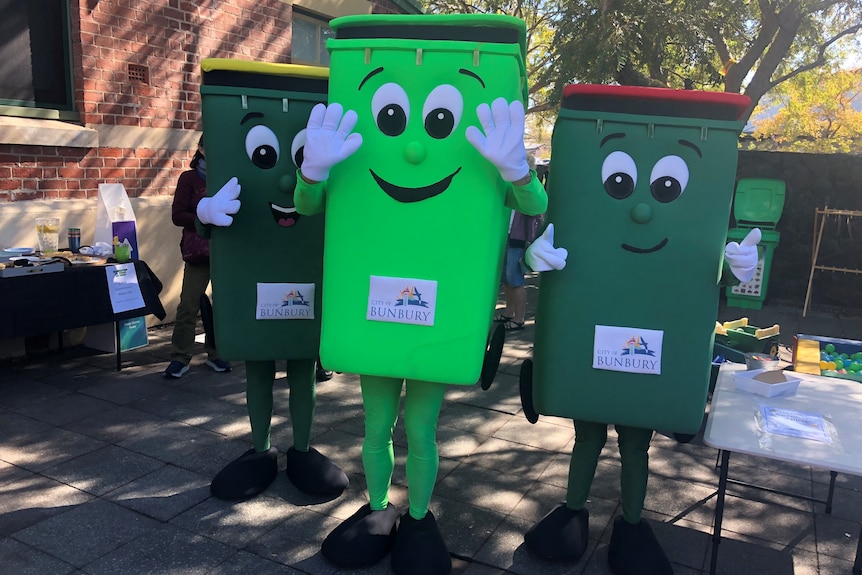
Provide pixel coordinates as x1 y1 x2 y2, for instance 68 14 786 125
196 59 348 502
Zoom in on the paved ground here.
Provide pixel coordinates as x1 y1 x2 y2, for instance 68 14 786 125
1 274 861 574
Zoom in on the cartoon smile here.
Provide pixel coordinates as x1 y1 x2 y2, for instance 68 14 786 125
270 203 301 227
370 168 462 203
621 238 668 254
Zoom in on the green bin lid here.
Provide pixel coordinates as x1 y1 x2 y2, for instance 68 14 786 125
733 178 785 229
329 14 529 104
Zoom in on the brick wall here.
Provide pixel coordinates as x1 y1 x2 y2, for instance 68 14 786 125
1 0 296 203
74 0 293 131
0 145 192 201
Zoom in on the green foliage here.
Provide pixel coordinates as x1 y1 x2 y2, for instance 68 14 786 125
423 0 862 126
750 68 862 154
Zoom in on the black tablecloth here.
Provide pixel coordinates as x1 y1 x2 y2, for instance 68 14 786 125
0 259 166 340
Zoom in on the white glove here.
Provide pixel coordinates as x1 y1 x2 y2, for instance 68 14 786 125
301 102 363 182
525 223 568 272
197 177 241 227
465 98 530 182
724 228 761 283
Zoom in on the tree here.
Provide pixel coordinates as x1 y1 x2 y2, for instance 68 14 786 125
423 0 862 124
423 0 566 122
749 67 862 153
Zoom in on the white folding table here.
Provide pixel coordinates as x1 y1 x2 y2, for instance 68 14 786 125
704 363 862 575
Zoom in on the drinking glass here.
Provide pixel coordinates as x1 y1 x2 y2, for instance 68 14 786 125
35 217 60 255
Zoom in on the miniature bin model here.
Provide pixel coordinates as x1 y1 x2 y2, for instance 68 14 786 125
200 60 327 360
318 14 533 384
725 178 785 310
530 85 751 434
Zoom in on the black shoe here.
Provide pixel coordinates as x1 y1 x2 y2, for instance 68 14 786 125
164 360 189 378
316 368 333 382
391 510 451 575
503 319 525 331
321 503 399 568
285 446 348 497
206 358 232 373
608 516 673 575
524 503 589 561
210 447 277 501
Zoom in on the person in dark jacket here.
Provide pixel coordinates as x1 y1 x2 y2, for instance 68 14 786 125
164 135 231 377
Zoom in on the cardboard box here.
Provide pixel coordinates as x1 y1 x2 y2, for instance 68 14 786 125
734 368 801 397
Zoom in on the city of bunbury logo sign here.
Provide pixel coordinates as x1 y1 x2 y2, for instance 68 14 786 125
256 283 315 320
593 325 663 375
367 275 437 326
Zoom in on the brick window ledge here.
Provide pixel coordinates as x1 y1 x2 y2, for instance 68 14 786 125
0 116 97 148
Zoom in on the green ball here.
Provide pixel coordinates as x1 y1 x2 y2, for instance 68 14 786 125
825 343 836 354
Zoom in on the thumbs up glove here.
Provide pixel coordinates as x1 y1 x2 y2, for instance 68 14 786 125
300 102 363 183
197 177 241 227
466 98 530 183
525 223 568 272
724 228 761 283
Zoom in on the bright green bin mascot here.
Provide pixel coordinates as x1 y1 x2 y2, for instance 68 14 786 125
294 14 547 575
195 59 348 501
522 85 756 574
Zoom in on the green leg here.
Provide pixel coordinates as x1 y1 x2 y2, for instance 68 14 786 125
361 374 402 511
566 420 608 510
245 360 275 452
616 425 653 524
403 379 446 520
286 358 316 451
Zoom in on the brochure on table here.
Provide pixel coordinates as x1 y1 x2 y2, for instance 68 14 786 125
759 405 832 443
104 263 145 313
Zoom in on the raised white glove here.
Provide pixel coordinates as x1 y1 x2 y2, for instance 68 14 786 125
300 102 363 182
197 177 241 227
724 227 761 283
465 98 530 182
525 223 568 272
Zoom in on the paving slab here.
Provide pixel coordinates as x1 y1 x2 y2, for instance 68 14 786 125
105 464 213 522
11 498 159 568
1 282 861 574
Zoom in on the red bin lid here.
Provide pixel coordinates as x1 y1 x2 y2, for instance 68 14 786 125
561 84 751 121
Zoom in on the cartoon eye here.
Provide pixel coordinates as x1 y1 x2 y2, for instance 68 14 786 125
290 129 307 168
649 155 688 203
601 151 637 199
422 85 462 139
245 125 280 169
372 83 409 137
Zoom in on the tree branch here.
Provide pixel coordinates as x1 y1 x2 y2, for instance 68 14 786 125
725 0 781 92
768 23 862 88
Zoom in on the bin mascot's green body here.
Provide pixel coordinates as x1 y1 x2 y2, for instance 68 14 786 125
293 14 547 575
522 85 757 574
195 59 348 501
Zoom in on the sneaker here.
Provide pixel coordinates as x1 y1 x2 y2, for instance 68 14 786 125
206 359 232 373
316 367 333 382
164 360 189 378
503 320 525 331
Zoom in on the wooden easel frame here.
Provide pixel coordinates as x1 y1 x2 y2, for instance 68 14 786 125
803 206 862 316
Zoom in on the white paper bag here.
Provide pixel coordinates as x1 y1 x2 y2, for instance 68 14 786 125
95 183 136 247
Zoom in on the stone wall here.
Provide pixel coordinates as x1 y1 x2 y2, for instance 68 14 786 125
735 150 862 311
